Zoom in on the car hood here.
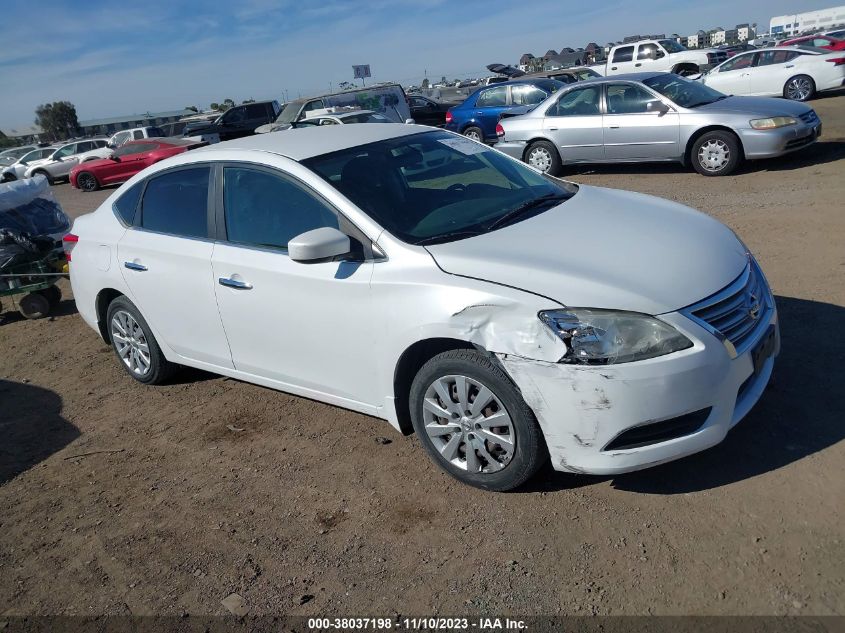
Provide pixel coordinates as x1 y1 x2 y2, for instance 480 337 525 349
691 95 811 116
424 185 747 315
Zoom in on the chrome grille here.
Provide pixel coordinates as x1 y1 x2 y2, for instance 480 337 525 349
682 259 772 356
799 110 818 125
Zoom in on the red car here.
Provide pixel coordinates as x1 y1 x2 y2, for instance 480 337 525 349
70 139 203 191
777 34 845 51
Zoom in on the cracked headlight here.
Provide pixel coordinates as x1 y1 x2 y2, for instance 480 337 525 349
539 309 693 365
749 116 797 130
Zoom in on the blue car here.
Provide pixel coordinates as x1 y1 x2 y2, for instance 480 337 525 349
444 79 564 143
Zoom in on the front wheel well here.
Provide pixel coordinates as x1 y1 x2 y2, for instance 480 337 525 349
684 126 745 166
393 338 476 435
95 288 124 342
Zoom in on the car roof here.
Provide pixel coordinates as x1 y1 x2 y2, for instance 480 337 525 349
194 124 435 161
575 71 666 85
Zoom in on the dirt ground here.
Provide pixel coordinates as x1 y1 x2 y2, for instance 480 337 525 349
1 93 844 618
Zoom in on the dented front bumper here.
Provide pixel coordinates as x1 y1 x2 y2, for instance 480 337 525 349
498 310 779 475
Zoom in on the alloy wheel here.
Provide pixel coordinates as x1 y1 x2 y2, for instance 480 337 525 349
786 77 812 101
697 139 730 172
527 147 553 173
111 310 151 376
77 172 97 191
422 374 515 473
465 129 482 141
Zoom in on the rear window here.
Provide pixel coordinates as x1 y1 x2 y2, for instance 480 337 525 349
612 46 634 63
113 182 143 225
140 167 209 238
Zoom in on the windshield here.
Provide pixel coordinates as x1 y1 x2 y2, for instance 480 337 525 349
18 149 45 164
147 126 166 137
659 39 686 53
276 102 302 124
643 74 726 108
302 130 577 245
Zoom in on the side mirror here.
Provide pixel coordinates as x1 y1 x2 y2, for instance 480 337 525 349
404 118 416 124
646 100 670 115
289 227 350 263
110 155 121 162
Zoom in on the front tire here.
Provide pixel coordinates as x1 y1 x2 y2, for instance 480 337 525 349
463 126 484 143
76 171 99 192
18 292 51 319
783 75 815 101
691 130 741 176
106 296 176 385
31 170 53 185
525 140 562 176
409 350 546 491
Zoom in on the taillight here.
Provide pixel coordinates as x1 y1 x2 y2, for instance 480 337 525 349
826 57 845 65
496 123 505 138
445 110 453 124
62 233 78 261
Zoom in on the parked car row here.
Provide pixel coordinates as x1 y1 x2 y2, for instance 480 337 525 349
495 72 822 177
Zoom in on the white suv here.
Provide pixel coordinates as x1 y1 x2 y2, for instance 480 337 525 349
24 139 109 184
67 125 778 491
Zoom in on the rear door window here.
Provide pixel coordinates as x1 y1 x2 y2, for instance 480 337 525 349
612 46 634 63
140 167 210 238
548 87 601 116
476 86 508 107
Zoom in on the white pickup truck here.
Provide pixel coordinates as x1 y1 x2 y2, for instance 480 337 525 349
601 39 729 76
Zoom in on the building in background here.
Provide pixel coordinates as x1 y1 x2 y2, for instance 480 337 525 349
770 5 845 36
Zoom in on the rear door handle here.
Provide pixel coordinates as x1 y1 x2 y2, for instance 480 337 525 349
548 127 558 131
124 261 147 272
611 66 618 71
218 277 253 290
609 126 621 129
634 63 642 67
785 64 795 68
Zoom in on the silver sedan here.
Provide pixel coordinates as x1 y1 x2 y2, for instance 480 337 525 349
495 72 822 176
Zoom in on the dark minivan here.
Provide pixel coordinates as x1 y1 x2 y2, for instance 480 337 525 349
183 100 282 141
443 79 564 143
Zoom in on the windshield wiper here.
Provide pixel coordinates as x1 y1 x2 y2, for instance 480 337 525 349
486 192 570 231
414 230 486 246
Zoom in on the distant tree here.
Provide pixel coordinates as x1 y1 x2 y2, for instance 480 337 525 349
222 98 235 110
184 105 199 113
34 101 79 141
210 102 220 111
421 78 430 89
338 81 355 90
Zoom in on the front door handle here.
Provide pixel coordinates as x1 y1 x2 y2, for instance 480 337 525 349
548 127 558 131
634 63 642 67
785 64 795 68
124 261 148 272
611 66 618 71
218 277 253 290
609 125 621 129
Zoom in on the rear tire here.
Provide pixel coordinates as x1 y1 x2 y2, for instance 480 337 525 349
76 171 99 192
106 295 176 385
18 292 51 319
463 126 484 143
409 349 547 491
783 75 815 101
524 140 562 176
691 130 741 176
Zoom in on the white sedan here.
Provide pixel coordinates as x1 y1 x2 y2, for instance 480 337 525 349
701 46 845 101
66 125 778 491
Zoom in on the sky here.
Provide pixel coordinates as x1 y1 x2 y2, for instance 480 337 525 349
0 0 831 129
